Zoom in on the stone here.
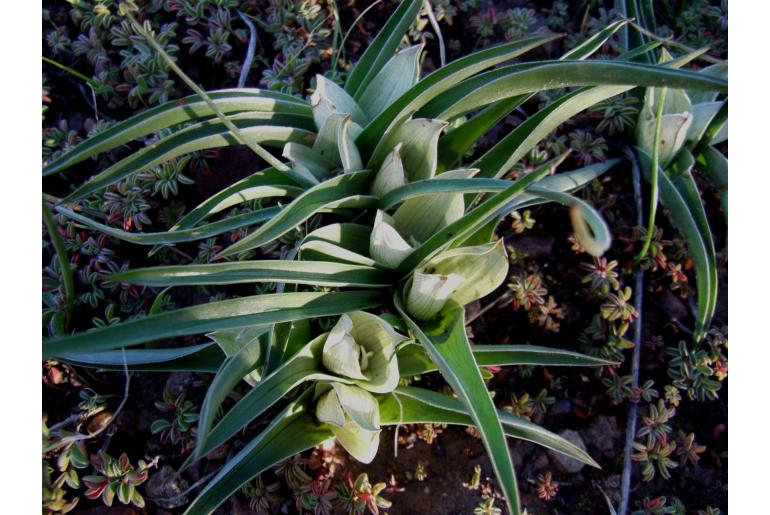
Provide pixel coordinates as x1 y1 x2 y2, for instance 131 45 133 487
581 415 620 459
145 465 190 509
546 429 588 474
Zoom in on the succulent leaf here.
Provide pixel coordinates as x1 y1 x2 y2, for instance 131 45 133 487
371 143 407 197
311 75 368 130
393 168 479 243
371 118 448 182
369 210 415 269
358 45 423 120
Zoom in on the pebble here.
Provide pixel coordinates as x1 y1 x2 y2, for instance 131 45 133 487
546 430 588 474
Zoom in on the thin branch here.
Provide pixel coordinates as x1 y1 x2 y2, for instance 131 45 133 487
465 291 511 326
619 148 645 515
147 469 220 504
423 1 446 67
123 10 289 172
626 20 726 65
66 348 131 444
236 11 258 88
637 86 667 261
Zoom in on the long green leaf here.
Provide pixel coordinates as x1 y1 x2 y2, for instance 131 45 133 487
381 160 619 211
43 201 74 329
638 149 713 339
434 22 640 171
169 167 303 231
55 205 280 245
471 49 712 179
395 296 520 514
422 60 727 121
43 90 311 176
64 117 315 201
195 334 265 459
381 386 599 467
217 171 372 258
398 343 613 377
525 187 612 256
669 151 718 335
58 343 225 372
379 177 510 209
696 146 728 224
344 0 424 99
452 160 619 248
185 392 331 515
299 223 375 266
194 334 341 460
357 34 561 159
43 290 386 356
109 260 392 288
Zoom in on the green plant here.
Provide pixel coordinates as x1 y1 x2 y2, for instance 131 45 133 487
337 472 391 515
534 470 558 501
82 451 155 508
633 47 727 342
151 386 200 453
42 2 726 512
241 475 281 514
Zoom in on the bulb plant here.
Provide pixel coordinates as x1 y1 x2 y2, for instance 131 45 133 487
42 1 726 513
634 47 727 342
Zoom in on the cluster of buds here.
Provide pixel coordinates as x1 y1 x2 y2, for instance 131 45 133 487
314 311 404 463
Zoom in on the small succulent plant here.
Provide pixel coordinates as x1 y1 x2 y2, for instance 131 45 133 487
82 451 155 508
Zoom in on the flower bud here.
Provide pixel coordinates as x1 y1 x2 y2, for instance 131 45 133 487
369 210 414 269
636 49 694 168
322 312 404 393
403 241 509 320
314 383 381 463
405 271 465 321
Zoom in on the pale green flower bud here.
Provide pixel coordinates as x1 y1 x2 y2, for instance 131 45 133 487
404 241 509 320
636 49 694 168
314 383 381 463
322 312 404 393
405 271 465 321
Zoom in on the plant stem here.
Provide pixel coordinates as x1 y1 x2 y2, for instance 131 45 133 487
636 87 667 261
68 349 131 443
123 11 289 172
43 200 75 330
331 0 384 79
236 11 258 89
465 291 511 325
423 1 446 67
619 148 645 515
627 20 726 65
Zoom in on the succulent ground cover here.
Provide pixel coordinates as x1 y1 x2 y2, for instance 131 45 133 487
42 1 727 513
